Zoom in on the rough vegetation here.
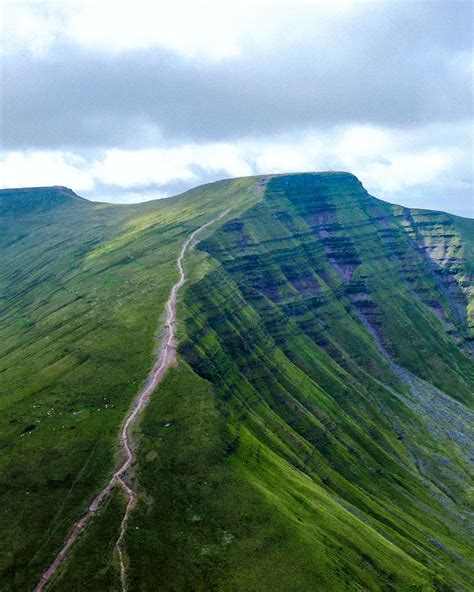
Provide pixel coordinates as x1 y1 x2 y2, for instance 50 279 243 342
0 173 472 591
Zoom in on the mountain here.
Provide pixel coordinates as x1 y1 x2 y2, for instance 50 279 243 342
0 174 472 591
0 186 90 215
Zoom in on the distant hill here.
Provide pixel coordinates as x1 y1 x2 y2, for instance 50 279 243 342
0 173 472 591
0 186 90 214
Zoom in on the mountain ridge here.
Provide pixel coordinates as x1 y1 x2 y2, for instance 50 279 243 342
0 172 472 591
2 171 472 221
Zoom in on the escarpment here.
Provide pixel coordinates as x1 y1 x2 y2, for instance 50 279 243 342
179 173 473 591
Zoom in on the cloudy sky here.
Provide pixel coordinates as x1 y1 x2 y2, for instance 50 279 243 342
0 0 472 215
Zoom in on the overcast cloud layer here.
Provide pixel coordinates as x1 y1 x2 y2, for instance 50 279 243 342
0 0 472 215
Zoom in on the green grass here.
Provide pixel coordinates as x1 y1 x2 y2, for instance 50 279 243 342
0 173 472 590
0 178 261 590
49 489 124 591
61 362 435 591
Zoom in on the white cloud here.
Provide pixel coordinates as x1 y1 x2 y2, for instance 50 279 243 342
357 149 457 196
246 125 466 202
1 0 360 60
1 124 468 214
1 2 60 57
328 126 463 198
91 144 253 188
91 149 196 188
0 151 94 190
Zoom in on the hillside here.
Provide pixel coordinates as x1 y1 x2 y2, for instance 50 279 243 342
0 173 472 591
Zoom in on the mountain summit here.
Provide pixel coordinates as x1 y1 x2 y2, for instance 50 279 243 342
1 173 472 591
0 185 89 214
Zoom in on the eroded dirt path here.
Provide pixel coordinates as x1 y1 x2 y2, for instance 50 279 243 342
35 208 233 592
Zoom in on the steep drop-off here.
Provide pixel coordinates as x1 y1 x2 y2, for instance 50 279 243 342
172 173 473 591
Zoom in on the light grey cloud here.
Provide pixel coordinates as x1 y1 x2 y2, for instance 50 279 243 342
1 1 472 149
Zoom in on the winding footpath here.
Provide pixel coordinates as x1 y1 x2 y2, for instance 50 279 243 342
35 208 233 592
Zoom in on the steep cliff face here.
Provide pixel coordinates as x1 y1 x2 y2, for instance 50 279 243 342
394 206 473 337
174 173 473 591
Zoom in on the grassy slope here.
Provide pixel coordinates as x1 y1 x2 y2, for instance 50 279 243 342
0 179 259 590
1 174 472 591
